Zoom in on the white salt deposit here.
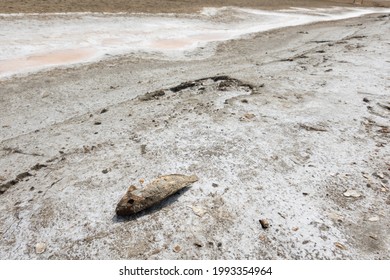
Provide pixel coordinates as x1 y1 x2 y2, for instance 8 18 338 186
0 6 388 79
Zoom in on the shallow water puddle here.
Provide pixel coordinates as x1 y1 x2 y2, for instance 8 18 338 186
0 48 98 76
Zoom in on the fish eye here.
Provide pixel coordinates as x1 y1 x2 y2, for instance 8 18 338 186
127 199 135 204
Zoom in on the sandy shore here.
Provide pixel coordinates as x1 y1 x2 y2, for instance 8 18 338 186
0 6 390 259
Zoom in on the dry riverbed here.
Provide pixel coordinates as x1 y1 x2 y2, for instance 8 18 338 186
0 11 389 259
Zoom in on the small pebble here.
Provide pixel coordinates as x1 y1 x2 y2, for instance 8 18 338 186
343 189 362 198
335 242 346 250
173 245 181 253
259 219 270 229
35 243 46 254
368 216 379 222
194 242 203 248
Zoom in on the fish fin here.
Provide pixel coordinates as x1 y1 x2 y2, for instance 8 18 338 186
127 185 137 192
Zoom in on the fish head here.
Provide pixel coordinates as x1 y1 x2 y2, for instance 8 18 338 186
115 185 145 216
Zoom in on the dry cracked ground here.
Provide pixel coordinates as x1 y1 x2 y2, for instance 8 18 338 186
0 13 390 259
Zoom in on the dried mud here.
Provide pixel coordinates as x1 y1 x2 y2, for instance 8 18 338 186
0 11 389 260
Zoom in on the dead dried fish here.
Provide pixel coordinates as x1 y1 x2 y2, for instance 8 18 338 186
116 174 198 216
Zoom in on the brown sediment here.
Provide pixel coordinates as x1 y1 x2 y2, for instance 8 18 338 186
1 0 388 14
